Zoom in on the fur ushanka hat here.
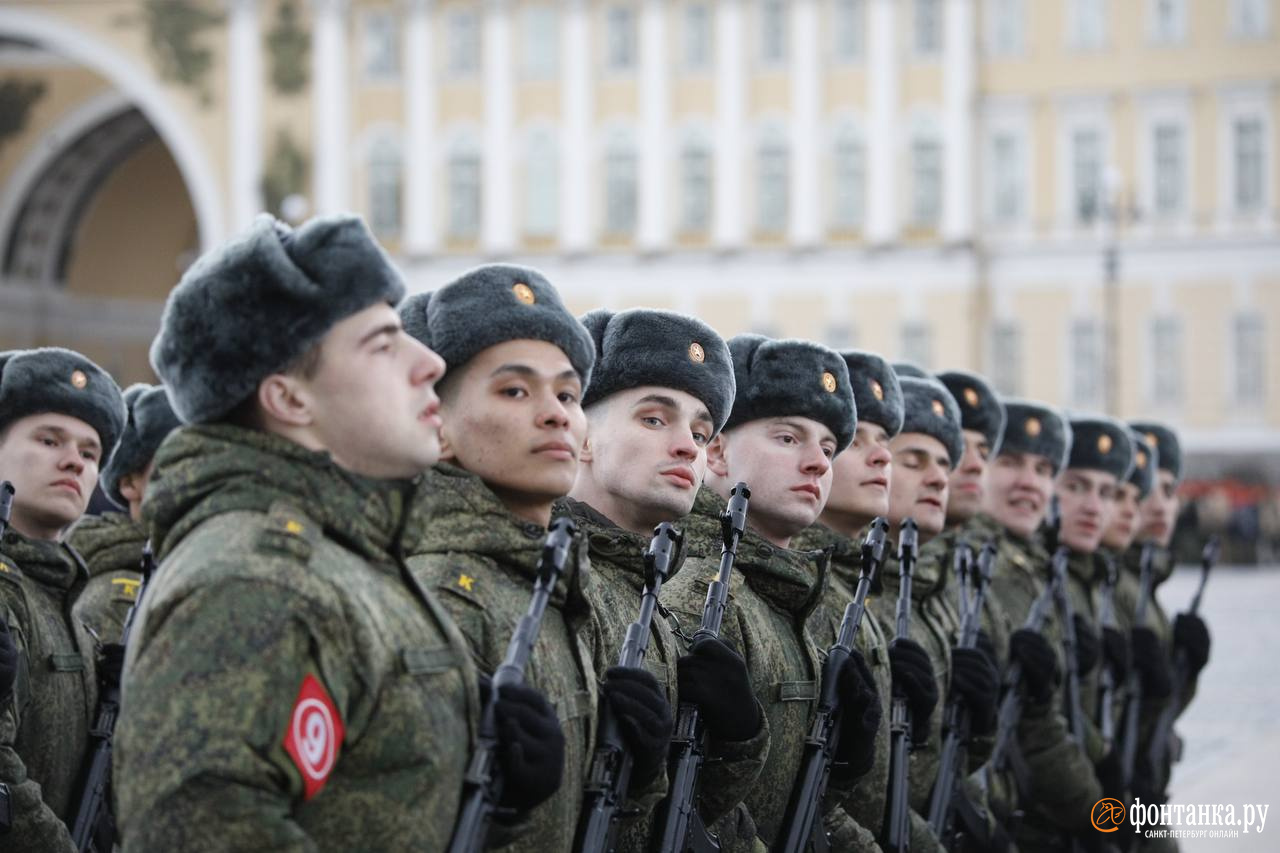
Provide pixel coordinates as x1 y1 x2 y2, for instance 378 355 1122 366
842 350 904 437
1065 416 1135 483
100 383 182 509
897 376 965 469
1128 420 1182 483
937 370 1007 457
997 399 1073 475
1126 430 1160 499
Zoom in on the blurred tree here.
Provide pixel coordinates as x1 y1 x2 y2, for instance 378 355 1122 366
0 77 46 152
268 0 309 94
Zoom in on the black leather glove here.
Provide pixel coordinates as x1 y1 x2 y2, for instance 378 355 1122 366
889 637 938 743
949 646 999 735
677 636 761 742
97 642 126 691
974 629 998 667
1009 628 1060 705
1095 748 1124 802
1172 612 1210 677
1102 626 1130 680
1073 614 1100 677
1130 627 1173 700
490 680 565 812
832 648 881 782
602 666 672 787
0 616 16 704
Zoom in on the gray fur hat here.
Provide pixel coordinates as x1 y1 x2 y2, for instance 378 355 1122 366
1066 416 1134 482
0 348 126 467
842 350 903 436
399 264 594 384
100 384 182 509
1126 430 1159 499
1128 421 1182 483
892 361 929 379
898 377 965 470
997 399 1072 475
151 213 406 424
579 308 736 435
937 370 1007 456
723 335 856 452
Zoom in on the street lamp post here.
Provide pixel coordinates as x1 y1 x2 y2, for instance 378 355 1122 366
1090 168 1140 418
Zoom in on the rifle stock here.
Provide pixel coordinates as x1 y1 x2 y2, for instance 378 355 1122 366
1119 543 1155 799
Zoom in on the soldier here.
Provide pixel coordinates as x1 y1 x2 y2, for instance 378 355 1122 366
67 384 180 644
937 370 1007 534
398 267 672 851
0 346 126 848
659 334 882 847
116 215 563 851
558 307 769 850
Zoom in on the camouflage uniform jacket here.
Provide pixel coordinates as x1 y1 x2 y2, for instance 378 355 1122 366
403 464 605 853
555 497 770 850
0 530 96 852
660 488 836 848
67 511 145 644
1056 546 1108 765
115 425 480 852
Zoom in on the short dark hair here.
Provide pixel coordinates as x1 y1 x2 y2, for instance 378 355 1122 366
220 342 324 430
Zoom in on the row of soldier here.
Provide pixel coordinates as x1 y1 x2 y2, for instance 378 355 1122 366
0 212 1212 852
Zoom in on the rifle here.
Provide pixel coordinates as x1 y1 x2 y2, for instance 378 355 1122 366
1146 537 1218 788
927 541 996 843
1050 547 1086 745
0 481 13 834
774 517 890 853
448 517 578 853
653 483 750 853
1118 543 1155 799
883 519 919 853
1096 555 1121 753
70 539 157 852
575 522 682 853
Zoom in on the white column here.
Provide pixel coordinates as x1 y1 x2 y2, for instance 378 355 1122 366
942 0 975 242
866 0 899 244
638 0 668 251
789 0 821 246
312 0 349 215
482 0 514 253
228 0 262 230
560 0 591 251
404 0 436 255
713 0 745 248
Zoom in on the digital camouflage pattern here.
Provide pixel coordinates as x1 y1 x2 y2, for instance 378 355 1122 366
115 425 479 852
555 497 770 852
0 529 96 852
1057 546 1108 765
66 511 145 644
402 463 606 853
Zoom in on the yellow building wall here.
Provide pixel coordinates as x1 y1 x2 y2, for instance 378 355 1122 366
1013 288 1074 402
1174 283 1230 429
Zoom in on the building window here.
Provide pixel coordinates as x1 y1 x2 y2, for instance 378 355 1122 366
448 145 481 239
604 136 637 236
368 137 402 236
901 322 932 369
362 11 400 81
832 131 865 229
606 5 637 71
1070 319 1103 408
990 132 1023 224
523 6 558 79
525 131 558 237
914 0 942 55
685 3 712 70
680 140 712 233
988 0 1024 56
911 136 942 227
1151 316 1182 404
833 0 864 61
448 11 480 77
1152 123 1184 216
1233 117 1265 214
1068 0 1107 50
759 0 787 65
1072 127 1103 222
1149 0 1186 44
757 134 789 232
1234 314 1266 406
990 322 1021 395
1230 0 1270 38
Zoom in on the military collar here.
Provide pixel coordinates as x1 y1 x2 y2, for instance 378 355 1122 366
66 511 148 578
1121 541 1175 587
0 529 85 591
555 497 688 590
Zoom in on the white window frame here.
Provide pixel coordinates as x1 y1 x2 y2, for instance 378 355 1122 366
445 133 482 240
989 321 1021 396
684 2 713 72
361 10 400 83
1147 314 1183 408
365 131 402 237
1055 98 1112 231
985 0 1026 58
1067 0 1108 51
1146 0 1187 45
1229 0 1271 39
910 135 942 227
758 0 788 67
522 125 559 238
1068 317 1104 409
832 0 865 63
678 129 714 234
1137 93 1193 230
1216 86 1273 229
602 129 638 237
446 10 481 78
982 100 1033 235
912 0 943 58
830 119 867 230
756 124 790 233
1230 312 1267 409
604 4 637 73
522 5 559 80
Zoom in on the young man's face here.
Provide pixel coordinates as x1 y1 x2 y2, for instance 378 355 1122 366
983 450 1057 540
947 428 991 526
1102 481 1142 551
821 421 892 534
707 416 836 548
118 460 156 523
1056 468 1119 554
440 339 587 520
1137 469 1180 547
0 412 101 540
301 303 446 479
573 386 713 534
886 432 951 541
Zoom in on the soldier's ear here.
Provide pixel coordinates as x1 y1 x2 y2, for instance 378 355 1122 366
256 374 314 429
437 423 457 462
705 434 729 478
579 434 594 463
